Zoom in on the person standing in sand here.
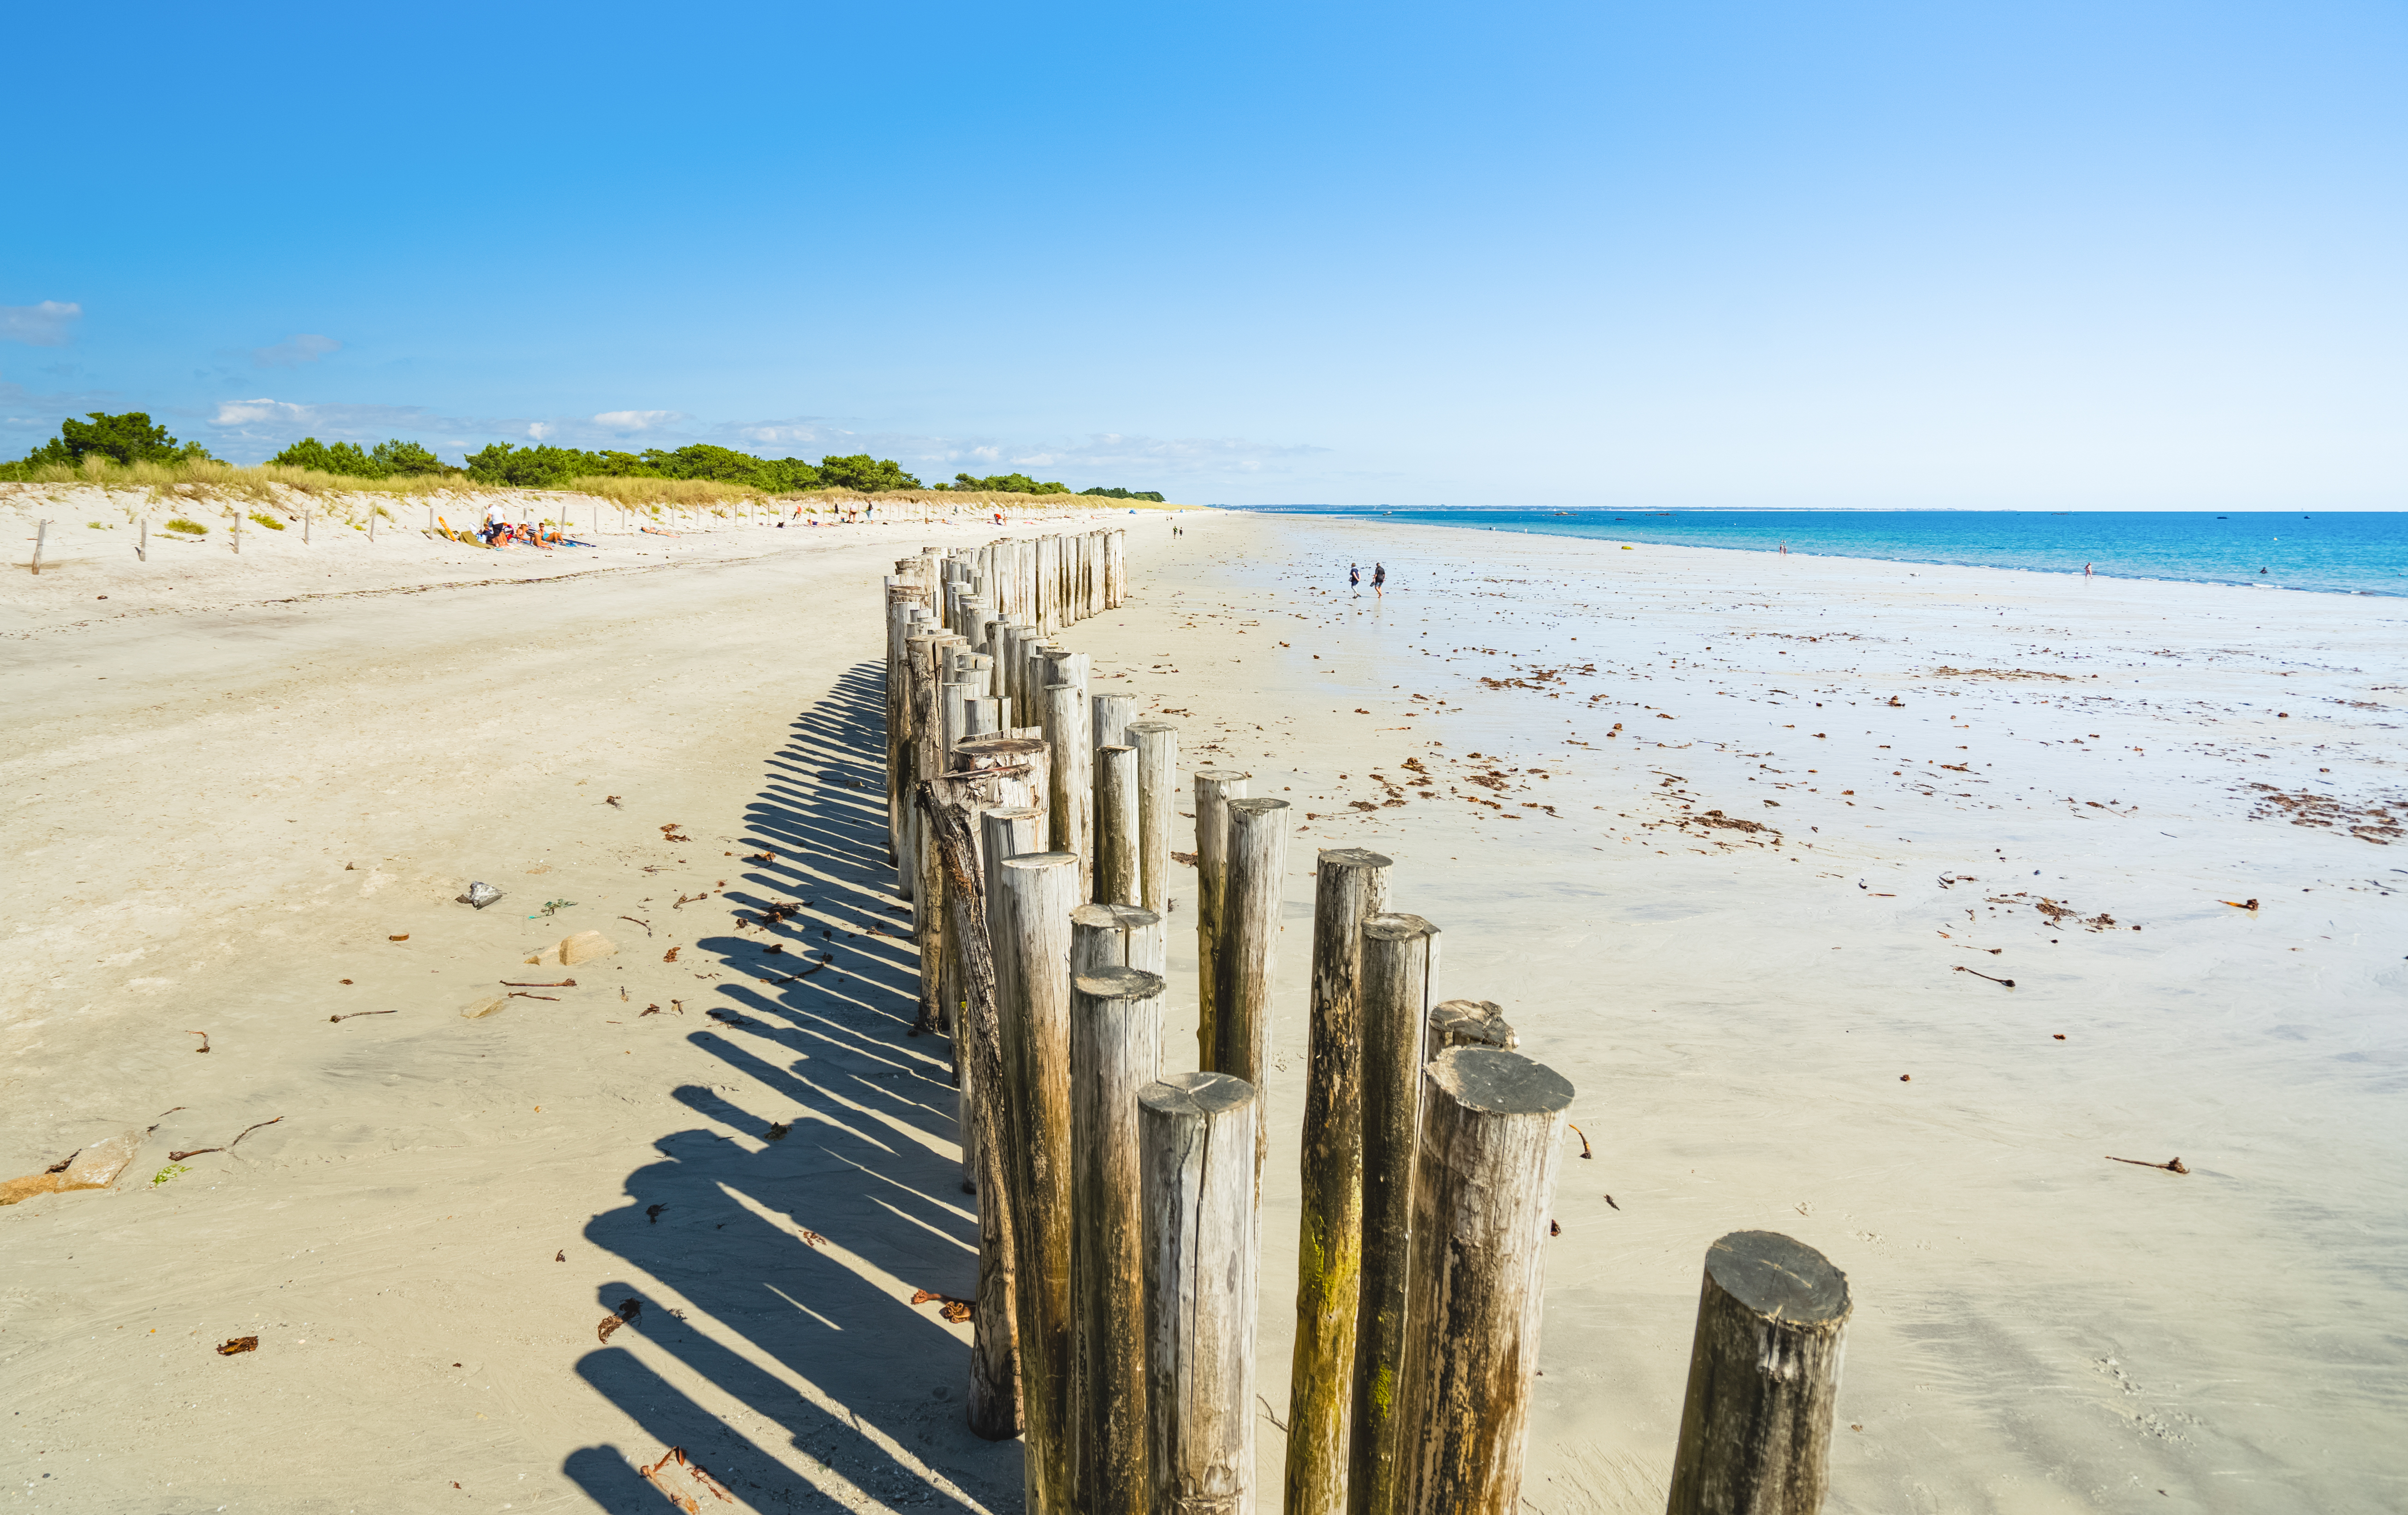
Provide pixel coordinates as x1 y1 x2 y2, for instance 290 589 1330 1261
1372 562 1386 598
1350 563 1361 594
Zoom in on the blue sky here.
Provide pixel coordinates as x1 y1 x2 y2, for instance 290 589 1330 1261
4 1 2402 507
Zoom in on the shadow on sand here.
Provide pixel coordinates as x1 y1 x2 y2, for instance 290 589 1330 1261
562 663 1022 1512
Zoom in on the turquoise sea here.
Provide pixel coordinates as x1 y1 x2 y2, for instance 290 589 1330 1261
1237 508 2408 598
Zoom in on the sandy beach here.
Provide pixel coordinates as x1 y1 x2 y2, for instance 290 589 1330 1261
4 505 2403 1514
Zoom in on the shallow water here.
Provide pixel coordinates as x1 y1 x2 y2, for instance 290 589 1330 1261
1241 508 2408 598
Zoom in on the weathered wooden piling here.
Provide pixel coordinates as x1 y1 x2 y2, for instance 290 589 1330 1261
1394 1047 1574 1515
1095 744 1141 905
1044 683 1096 899
1215 796 1291 1170
913 783 1024 1442
1127 721 1180 916
1071 965 1168 1515
1139 1071 1262 1515
1093 691 1137 751
1071 901 1167 978
1191 767 1251 1070
1348 911 1441 1515
1285 848 1393 1515
1664 1232 1852 1515
993 850 1083 1514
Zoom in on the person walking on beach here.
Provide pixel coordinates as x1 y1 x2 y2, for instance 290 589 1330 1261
1372 562 1386 598
2084 562 2094 577
1350 563 1361 594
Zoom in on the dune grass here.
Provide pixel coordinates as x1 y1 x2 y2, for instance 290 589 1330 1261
3 456 469 500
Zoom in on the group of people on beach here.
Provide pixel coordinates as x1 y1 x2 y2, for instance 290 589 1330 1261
1349 561 1387 597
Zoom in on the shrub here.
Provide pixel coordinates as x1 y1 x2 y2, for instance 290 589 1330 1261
165 517 208 535
87 520 109 529
248 511 286 531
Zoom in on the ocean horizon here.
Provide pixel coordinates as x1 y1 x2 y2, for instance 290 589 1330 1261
1229 507 2408 598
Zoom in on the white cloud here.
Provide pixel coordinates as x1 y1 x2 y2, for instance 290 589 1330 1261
592 409 687 434
1 301 83 346
527 422 552 440
251 333 341 368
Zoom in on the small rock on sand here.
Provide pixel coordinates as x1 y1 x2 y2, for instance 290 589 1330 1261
559 930 617 966
0 1127 147 1206
462 994 509 1020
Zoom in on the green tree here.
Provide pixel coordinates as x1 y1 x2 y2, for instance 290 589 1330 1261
951 470 1070 494
463 442 608 487
818 453 923 492
268 437 381 476
1078 486 1167 502
370 439 451 475
20 411 214 467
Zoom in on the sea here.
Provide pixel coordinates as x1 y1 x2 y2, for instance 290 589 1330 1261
1235 508 2408 598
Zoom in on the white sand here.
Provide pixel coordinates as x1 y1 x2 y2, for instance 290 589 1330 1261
3 507 2401 1513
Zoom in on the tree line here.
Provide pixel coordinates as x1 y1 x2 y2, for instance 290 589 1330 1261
3 411 1167 500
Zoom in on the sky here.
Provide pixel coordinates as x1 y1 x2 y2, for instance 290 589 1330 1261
4 1 2404 509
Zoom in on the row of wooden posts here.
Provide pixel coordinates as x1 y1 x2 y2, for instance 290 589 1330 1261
881 533 1856 1515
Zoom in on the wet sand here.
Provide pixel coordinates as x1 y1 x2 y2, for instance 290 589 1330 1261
2 508 2402 1513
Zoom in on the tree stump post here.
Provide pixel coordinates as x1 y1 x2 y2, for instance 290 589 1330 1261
995 850 1083 1514
1395 1047 1575 1515
1191 767 1251 1070
1072 901 1168 979
1348 911 1441 1515
1072 965 1168 1515
1140 1071 1263 1515
1215 797 1292 1172
1095 744 1141 905
1093 691 1137 752
1285 847 1393 1515
1665 1232 1853 1515
1127 721 1181 916
1044 683 1095 900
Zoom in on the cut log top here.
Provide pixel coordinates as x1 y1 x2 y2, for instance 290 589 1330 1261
1139 1070 1258 1118
955 736 1048 760
1430 998 1519 1050
1228 797 1291 817
1362 911 1438 944
1125 719 1180 735
1704 1231 1852 1328
1074 966 1167 1002
1072 903 1163 932
1193 765 1252 784
1001 850 1081 872
1423 1047 1575 1117
1317 846 1394 869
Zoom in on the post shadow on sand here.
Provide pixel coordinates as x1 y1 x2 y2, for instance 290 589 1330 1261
564 663 1022 1513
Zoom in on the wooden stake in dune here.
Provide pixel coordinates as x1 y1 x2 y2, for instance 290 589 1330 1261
1191 767 1251 1070
1395 1047 1575 1515
31 518 50 575
914 782 1026 1442
1095 744 1141 906
1349 911 1441 1515
1072 965 1167 1515
138 515 148 561
1071 901 1168 979
994 850 1082 1514
1286 847 1393 1515
1140 1071 1262 1515
1216 796 1291 1170
1044 683 1096 900
1127 721 1180 916
1664 1231 1853 1515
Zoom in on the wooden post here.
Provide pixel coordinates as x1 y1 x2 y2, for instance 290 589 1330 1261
1139 1071 1262 1515
1127 720 1180 917
1285 847 1393 1515
1665 1232 1853 1515
31 518 49 574
994 851 1081 1515
1044 682 1094 900
913 633 968 1032
1071 901 1167 979
1072 965 1168 1515
1093 691 1137 752
1349 911 1441 1515
302 509 308 544
1213 797 1292 1170
1191 767 1251 1070
1429 999 1518 1051
1094 744 1140 906
1395 1048 1576 1515
913 783 1026 1442
232 510 241 554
